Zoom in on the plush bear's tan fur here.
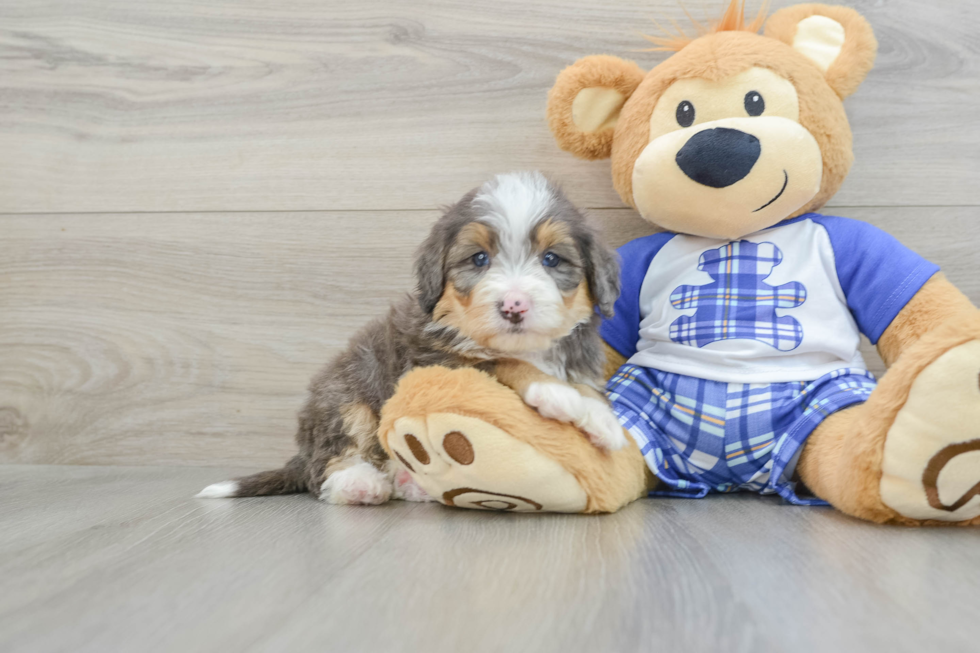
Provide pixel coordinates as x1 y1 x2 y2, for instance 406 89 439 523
376 2 980 523
542 1 980 524
547 7 876 222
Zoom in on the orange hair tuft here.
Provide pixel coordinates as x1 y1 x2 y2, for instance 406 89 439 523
642 0 769 52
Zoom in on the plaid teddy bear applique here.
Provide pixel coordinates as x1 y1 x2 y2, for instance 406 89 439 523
668 241 807 351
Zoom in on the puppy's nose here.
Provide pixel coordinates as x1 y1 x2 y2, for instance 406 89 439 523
675 127 761 188
499 292 531 324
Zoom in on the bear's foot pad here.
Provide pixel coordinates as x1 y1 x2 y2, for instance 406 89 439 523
387 412 588 512
881 340 980 522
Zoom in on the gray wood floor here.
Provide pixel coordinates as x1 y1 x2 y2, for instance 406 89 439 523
2 2 980 651
1 464 978 653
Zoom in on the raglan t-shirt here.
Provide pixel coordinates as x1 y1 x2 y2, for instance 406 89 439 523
601 214 940 384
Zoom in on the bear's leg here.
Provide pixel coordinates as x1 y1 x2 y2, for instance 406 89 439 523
377 366 651 513
797 322 980 525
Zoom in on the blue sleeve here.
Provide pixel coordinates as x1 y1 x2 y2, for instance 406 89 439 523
600 232 676 359
811 215 940 344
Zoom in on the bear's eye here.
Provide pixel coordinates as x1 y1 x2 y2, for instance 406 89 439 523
744 91 765 116
675 100 695 128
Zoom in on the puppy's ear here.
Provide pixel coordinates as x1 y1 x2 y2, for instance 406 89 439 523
414 216 450 314
580 229 620 319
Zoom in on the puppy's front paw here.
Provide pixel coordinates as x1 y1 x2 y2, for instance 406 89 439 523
523 382 628 451
524 382 584 423
577 397 628 451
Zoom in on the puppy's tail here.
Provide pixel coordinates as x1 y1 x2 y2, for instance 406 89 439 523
195 455 308 498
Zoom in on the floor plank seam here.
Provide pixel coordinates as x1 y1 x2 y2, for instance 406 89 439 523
1 204 977 217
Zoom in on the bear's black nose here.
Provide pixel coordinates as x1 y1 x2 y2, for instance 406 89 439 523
675 127 761 188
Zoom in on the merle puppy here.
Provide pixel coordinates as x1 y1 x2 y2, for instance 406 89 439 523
198 171 626 504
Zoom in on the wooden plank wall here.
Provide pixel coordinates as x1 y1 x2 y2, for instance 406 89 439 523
1 1 978 467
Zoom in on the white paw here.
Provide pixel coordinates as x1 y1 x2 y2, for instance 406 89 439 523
319 462 393 505
524 382 584 422
577 397 628 451
523 382 627 451
195 480 239 499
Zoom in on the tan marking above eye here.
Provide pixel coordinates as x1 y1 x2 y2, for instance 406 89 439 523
451 222 497 262
532 219 574 253
648 67 800 143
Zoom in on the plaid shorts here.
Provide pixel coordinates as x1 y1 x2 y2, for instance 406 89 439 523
606 364 878 505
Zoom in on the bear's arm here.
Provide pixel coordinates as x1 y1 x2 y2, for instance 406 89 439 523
876 272 978 367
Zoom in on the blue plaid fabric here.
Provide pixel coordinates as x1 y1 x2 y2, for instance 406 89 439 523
606 364 878 505
669 241 807 351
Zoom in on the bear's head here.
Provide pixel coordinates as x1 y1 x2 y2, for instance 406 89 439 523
547 2 877 240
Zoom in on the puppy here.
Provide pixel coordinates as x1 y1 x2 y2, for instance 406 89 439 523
197 171 627 504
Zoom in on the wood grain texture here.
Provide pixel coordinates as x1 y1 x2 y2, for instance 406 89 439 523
1 0 978 213
0 464 978 653
2 206 978 467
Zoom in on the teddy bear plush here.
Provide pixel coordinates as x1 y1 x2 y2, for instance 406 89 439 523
379 1 980 525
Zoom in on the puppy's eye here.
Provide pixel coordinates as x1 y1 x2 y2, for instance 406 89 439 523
744 91 765 116
541 252 561 268
676 100 695 127
471 251 490 267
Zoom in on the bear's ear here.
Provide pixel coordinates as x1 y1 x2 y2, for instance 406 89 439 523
547 55 645 160
765 4 877 99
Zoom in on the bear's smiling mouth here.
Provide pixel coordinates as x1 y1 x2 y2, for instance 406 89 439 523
753 170 789 212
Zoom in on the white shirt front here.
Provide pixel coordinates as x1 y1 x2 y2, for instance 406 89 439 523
627 219 865 383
